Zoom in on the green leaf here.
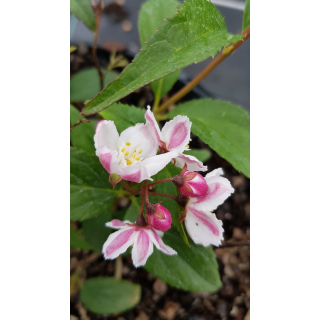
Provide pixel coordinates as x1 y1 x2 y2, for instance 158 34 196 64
242 0 250 31
80 277 141 314
168 99 250 177
138 0 181 98
70 68 118 102
70 224 91 250
144 229 221 292
124 196 141 222
149 164 189 246
99 103 146 133
82 211 112 252
184 149 211 163
82 0 242 115
70 105 97 154
70 0 96 31
70 147 122 221
138 0 180 45
151 70 180 98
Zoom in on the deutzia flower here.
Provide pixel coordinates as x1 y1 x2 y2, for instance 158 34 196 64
145 106 207 171
145 202 172 231
102 216 177 267
94 120 178 184
178 168 234 246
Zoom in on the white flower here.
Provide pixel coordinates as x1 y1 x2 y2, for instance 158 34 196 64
102 219 177 267
145 106 207 171
182 168 234 246
94 120 177 183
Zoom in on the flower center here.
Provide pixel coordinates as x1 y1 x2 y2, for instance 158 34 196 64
118 141 143 166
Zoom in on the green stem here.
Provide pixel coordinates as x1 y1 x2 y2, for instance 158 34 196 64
152 77 164 112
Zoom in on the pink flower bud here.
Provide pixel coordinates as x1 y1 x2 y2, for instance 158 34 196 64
146 202 172 231
177 171 208 197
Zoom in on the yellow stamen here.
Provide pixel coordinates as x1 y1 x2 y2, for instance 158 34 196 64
125 151 129 156
126 142 131 146
126 159 132 165
138 150 142 154
186 144 189 148
121 147 126 153
135 157 140 161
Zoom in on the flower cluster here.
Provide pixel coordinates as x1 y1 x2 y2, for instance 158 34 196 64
94 106 234 267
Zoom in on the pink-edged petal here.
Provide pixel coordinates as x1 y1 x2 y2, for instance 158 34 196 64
94 120 119 155
98 148 119 175
189 174 234 211
140 151 178 181
147 229 177 255
106 219 132 229
145 105 161 143
102 227 136 260
174 154 207 172
161 116 191 152
118 123 158 158
131 229 154 267
184 207 224 247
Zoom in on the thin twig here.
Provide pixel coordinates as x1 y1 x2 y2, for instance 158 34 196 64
120 180 133 192
217 240 250 249
148 192 177 200
155 26 250 115
70 119 90 131
114 256 123 279
147 178 173 188
92 0 104 91
140 181 147 215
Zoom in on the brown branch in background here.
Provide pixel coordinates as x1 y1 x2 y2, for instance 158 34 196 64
114 256 123 280
217 240 250 249
155 26 251 115
70 119 90 131
92 0 104 91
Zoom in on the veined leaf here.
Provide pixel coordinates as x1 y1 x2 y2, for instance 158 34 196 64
145 229 221 292
70 224 91 250
70 68 118 102
139 0 181 98
99 103 145 133
184 149 211 163
70 148 122 220
82 211 113 252
70 0 96 31
168 99 250 177
82 0 242 115
80 277 141 314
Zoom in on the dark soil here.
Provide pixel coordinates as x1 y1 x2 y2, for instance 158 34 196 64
70 46 250 320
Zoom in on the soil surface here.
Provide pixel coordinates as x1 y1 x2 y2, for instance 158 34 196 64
70 46 250 320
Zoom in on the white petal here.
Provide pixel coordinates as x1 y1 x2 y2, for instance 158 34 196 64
184 207 224 247
131 229 154 267
94 120 119 155
118 123 158 158
161 116 191 153
102 227 136 260
174 153 207 172
145 105 162 143
147 229 177 255
140 151 178 181
189 175 234 211
98 147 120 175
205 168 224 178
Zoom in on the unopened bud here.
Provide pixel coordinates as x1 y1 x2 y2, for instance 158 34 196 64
146 202 172 231
109 173 122 189
178 171 208 197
